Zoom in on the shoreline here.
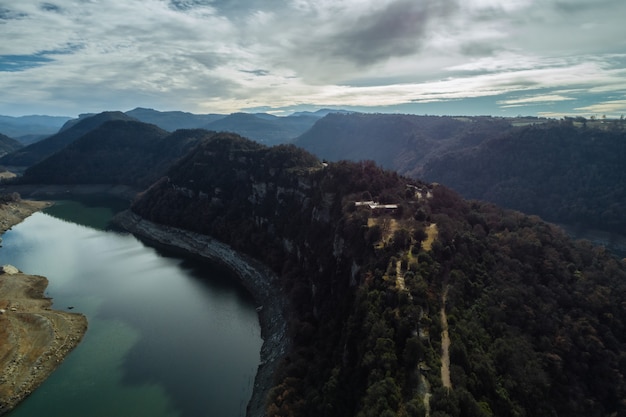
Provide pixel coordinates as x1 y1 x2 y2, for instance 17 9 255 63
112 210 290 417
0 199 88 415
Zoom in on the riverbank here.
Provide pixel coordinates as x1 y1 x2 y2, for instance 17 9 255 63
112 210 290 417
0 199 51 235
0 200 88 415
0 184 140 202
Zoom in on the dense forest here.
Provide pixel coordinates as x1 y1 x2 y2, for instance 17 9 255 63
17 121 213 188
0 111 136 167
294 114 626 236
293 113 516 175
132 134 626 417
421 120 626 232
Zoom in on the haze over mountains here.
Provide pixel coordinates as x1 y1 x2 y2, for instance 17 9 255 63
2 109 625 242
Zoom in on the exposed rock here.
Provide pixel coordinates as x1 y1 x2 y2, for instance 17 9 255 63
0 265 19 275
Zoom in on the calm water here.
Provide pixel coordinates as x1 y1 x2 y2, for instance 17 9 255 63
0 199 262 417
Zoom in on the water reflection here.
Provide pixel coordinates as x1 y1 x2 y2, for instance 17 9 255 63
1 204 261 417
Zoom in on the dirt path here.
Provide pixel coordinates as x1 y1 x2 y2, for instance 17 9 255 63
440 286 452 389
0 198 88 415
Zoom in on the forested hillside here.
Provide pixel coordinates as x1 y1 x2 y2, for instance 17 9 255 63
0 111 136 167
421 121 626 232
19 121 212 188
131 134 626 417
293 113 515 175
0 133 22 158
293 114 626 236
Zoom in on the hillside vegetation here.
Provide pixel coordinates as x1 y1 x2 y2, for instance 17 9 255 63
0 111 136 167
293 113 515 175
294 113 626 236
19 121 212 188
131 134 626 417
421 120 626 232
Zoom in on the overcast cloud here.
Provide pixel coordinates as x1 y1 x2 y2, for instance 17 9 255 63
0 0 625 117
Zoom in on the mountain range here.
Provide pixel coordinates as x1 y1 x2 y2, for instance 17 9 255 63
0 114 72 145
3 110 625 241
1 109 626 416
0 107 329 150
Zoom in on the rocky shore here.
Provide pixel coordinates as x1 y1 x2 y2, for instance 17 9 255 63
112 210 290 417
0 200 88 415
0 199 51 235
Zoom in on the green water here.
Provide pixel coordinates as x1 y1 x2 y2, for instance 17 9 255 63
0 199 262 417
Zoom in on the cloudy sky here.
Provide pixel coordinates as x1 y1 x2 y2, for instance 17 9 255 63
1 0 625 117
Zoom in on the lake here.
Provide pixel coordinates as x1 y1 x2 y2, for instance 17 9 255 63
0 198 262 417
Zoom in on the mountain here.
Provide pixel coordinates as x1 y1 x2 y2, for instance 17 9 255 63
204 112 319 145
0 133 22 158
0 114 71 144
20 120 211 188
0 111 136 168
289 108 353 117
128 135 626 417
293 113 515 175
421 120 626 234
293 114 626 238
125 107 225 131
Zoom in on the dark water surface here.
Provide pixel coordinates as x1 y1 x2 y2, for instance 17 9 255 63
0 199 262 417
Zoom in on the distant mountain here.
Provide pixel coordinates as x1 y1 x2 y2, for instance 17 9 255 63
20 120 211 188
125 107 225 131
127 135 626 417
0 111 136 168
0 133 22 158
0 114 71 144
204 112 319 145
293 113 514 175
289 108 353 117
421 120 626 233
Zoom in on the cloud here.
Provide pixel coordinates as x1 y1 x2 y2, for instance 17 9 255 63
323 0 457 65
497 94 576 108
0 0 625 117
575 100 626 116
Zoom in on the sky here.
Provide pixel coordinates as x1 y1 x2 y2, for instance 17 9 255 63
1 0 625 118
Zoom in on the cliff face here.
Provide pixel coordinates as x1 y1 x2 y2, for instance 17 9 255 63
129 133 626 417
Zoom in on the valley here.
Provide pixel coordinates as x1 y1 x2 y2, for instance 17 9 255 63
0 110 625 417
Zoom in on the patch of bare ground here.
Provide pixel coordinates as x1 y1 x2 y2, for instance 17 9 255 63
421 223 438 252
0 272 87 415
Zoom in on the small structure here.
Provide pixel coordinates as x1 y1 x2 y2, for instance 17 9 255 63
354 201 399 210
